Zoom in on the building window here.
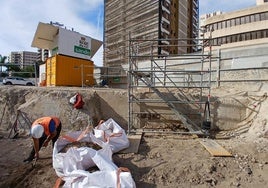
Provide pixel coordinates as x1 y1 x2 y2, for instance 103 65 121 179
235 18 241 25
257 31 262 39
245 16 250 23
222 21 226 29
246 33 251 40
241 33 246 41
222 37 226 44
208 25 213 32
265 12 268 20
226 36 231 43
218 22 222 29
226 20 231 27
252 31 257 40
264 30 268 38
255 13 260 21
231 35 236 43
237 34 242 41
241 17 245 24
213 38 218 46
260 12 266 21
250 15 255 22
213 23 218 30
231 19 235 27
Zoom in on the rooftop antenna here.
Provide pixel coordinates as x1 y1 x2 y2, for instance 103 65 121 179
50 21 64 27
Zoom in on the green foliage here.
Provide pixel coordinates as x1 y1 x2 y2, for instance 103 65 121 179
5 64 21 72
0 55 7 64
0 55 7 73
0 72 8 77
0 54 38 78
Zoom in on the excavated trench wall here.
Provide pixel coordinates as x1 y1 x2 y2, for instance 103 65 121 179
0 84 267 133
0 87 128 133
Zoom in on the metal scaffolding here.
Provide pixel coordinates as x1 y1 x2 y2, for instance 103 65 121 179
128 35 214 135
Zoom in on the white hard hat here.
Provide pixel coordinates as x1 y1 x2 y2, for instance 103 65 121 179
31 124 44 138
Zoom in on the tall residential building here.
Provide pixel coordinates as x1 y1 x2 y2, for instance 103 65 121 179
104 0 199 67
9 51 39 68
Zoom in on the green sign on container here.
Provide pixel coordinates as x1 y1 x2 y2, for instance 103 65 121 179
52 47 58 56
74 46 91 56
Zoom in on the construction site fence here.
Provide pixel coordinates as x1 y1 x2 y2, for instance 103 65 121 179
2 65 268 88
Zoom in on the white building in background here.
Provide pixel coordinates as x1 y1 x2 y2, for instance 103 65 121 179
201 0 268 69
9 51 39 68
203 1 268 50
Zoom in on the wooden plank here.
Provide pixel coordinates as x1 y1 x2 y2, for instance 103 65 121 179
199 139 232 157
119 134 142 154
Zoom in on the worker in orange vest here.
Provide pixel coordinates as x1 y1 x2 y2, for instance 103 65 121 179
23 116 62 163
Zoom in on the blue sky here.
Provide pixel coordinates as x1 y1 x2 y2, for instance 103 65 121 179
0 0 256 66
200 0 255 15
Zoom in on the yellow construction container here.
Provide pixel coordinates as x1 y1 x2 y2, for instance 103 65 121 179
46 54 94 87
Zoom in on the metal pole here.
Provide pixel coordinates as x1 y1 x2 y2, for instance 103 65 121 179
128 32 131 135
34 62 38 86
81 64 84 88
216 49 221 87
208 31 212 103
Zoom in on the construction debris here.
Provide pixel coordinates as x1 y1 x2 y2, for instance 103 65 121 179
199 138 233 157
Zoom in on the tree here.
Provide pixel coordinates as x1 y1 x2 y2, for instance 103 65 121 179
0 54 7 74
5 63 22 78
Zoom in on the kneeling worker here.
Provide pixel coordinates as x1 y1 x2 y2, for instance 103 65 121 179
23 116 62 162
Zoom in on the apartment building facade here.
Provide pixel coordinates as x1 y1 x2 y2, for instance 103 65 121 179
103 0 199 67
9 51 39 68
203 1 268 50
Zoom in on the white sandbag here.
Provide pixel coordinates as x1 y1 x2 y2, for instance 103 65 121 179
53 131 104 177
94 118 130 153
62 147 96 175
61 145 136 188
54 140 136 188
52 124 136 188
62 170 136 188
69 94 77 104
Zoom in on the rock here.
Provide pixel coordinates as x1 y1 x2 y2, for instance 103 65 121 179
37 170 45 175
251 157 257 163
218 162 226 167
258 163 264 169
207 164 217 173
245 167 252 175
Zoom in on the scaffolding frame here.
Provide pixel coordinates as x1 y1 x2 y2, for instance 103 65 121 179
127 34 214 135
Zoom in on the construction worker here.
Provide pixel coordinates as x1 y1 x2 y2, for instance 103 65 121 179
23 116 62 163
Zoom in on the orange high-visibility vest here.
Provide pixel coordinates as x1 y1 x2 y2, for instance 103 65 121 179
32 117 60 136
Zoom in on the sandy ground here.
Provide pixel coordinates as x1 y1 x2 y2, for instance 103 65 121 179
0 129 268 188
0 85 268 187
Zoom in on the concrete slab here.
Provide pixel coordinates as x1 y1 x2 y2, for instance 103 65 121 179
119 134 142 154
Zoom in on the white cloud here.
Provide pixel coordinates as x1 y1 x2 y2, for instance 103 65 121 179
0 0 103 66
